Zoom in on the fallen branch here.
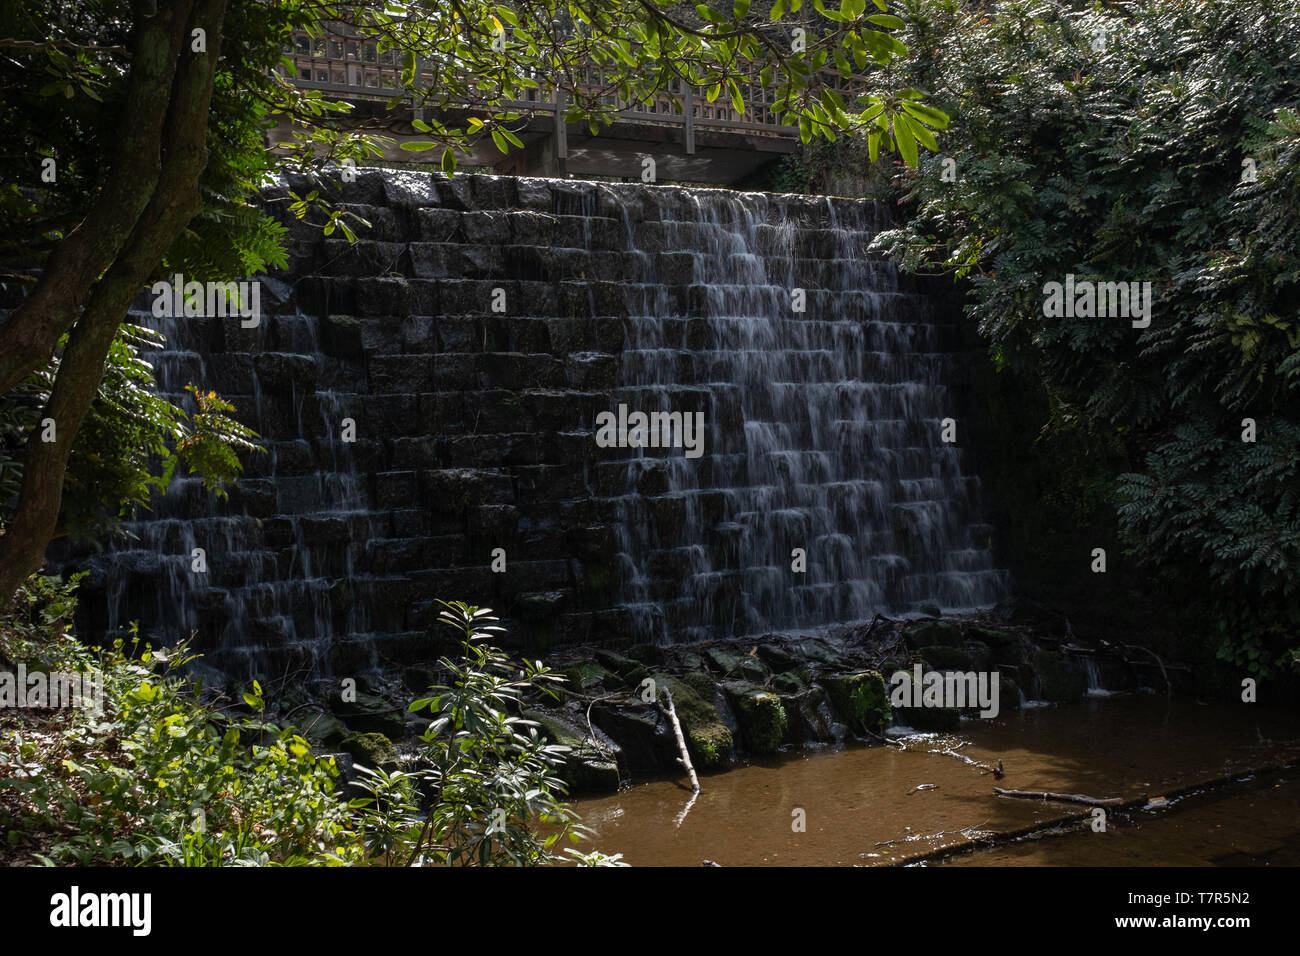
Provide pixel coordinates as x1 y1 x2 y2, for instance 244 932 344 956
993 788 1121 807
1120 644 1173 697
660 687 699 793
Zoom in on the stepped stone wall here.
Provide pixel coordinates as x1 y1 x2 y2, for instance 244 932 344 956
53 170 1004 679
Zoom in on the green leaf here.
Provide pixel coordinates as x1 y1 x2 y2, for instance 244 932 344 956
441 147 457 175
901 111 938 150
771 0 787 18
734 0 751 16
893 112 919 167
399 140 440 152
867 14 905 29
899 100 950 129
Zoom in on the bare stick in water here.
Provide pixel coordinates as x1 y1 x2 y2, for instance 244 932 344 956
661 686 700 793
993 788 1121 807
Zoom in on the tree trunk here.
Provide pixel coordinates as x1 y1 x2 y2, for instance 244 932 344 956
0 0 194 397
0 0 227 605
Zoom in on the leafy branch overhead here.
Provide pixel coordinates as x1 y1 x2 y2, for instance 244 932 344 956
273 0 947 180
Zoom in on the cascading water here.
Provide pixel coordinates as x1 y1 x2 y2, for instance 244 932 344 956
604 187 1009 642
48 171 1010 676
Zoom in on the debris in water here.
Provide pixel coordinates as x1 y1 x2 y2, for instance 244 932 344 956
908 783 939 795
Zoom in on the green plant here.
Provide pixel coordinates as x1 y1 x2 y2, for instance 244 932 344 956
391 601 621 866
871 0 1300 674
0 576 360 866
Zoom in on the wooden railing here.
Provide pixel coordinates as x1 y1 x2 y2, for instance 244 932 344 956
281 25 871 146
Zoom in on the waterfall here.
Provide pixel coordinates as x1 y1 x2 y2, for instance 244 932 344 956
605 187 1009 642
46 171 1011 676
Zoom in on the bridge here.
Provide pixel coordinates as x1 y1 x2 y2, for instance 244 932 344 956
275 25 867 184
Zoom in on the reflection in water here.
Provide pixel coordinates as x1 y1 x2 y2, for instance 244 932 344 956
570 696 1300 866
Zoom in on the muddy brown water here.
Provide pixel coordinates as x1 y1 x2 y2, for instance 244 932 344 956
570 696 1300 866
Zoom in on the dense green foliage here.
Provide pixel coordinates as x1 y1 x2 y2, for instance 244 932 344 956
0 580 620 866
867 0 1300 675
0 325 260 540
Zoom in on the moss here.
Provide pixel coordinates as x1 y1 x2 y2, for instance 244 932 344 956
653 674 732 770
678 671 717 702
822 671 889 734
341 731 399 771
723 682 788 754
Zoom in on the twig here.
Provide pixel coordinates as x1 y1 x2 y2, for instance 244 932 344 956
993 787 1121 807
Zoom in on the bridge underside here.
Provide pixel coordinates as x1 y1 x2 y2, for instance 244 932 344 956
269 101 796 185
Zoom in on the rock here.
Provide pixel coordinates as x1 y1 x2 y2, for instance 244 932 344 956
907 620 964 648
887 674 961 732
782 686 846 744
917 645 974 670
593 649 650 688
523 708 621 793
653 674 733 770
300 710 349 749
677 671 717 702
706 646 768 682
1030 649 1087 701
623 644 664 666
590 699 671 772
561 658 608 691
756 643 800 672
821 671 890 734
772 671 805 694
795 637 844 666
331 691 406 738
721 682 788 754
341 731 399 771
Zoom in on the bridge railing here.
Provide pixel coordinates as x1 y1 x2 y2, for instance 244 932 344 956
280 25 871 141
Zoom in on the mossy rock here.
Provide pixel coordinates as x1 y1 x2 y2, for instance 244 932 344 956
653 675 733 770
772 671 805 694
705 647 744 676
907 620 964 648
678 671 718 702
998 674 1022 712
331 692 405 738
822 671 890 734
918 645 974 670
964 640 993 672
756 643 800 672
1030 649 1087 701
593 649 651 688
721 682 788 755
887 676 961 732
562 659 608 691
796 638 844 666
967 625 1021 651
523 709 620 793
300 710 349 749
341 731 399 771
624 644 665 666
